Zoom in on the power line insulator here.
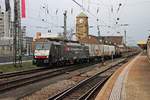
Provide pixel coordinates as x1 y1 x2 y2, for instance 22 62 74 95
97 19 99 21
119 3 122 6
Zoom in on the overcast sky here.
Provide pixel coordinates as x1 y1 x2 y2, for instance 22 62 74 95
1 0 150 46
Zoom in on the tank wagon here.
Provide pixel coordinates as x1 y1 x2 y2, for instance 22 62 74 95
78 36 119 61
32 37 121 66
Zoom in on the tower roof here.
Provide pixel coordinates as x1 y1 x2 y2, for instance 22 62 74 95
77 12 87 17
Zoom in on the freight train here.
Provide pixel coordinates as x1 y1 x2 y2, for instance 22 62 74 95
32 38 122 66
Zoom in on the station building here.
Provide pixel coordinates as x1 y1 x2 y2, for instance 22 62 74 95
75 12 124 48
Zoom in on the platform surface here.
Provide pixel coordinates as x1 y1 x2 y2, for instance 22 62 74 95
96 53 150 100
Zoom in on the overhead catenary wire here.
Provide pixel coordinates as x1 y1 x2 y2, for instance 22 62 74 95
24 0 111 35
75 0 127 34
25 0 130 36
71 0 110 28
92 0 124 34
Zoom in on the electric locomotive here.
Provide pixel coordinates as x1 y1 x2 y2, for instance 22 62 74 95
32 38 89 66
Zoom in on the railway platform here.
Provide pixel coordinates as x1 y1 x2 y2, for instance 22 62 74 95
95 53 150 100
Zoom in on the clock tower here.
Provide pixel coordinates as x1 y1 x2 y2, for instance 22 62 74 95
76 12 89 40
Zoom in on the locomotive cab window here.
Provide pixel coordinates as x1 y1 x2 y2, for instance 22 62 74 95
35 43 42 50
35 43 50 50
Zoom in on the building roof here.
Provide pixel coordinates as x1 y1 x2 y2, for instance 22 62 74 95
78 35 124 47
101 36 123 45
137 40 147 50
34 38 79 43
137 40 146 45
77 12 87 17
78 35 99 44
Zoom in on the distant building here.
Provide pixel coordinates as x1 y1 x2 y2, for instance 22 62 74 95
79 35 99 44
76 12 89 40
100 36 124 46
0 7 13 57
75 12 126 53
78 35 124 46
100 36 125 53
20 26 33 56
0 7 12 40
0 9 5 38
0 39 13 57
23 36 33 56
21 26 27 37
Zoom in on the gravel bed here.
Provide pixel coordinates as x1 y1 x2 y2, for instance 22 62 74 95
22 80 76 100
21 59 122 100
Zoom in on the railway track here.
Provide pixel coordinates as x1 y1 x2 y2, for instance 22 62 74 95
48 59 127 100
0 62 100 94
0 52 136 80
0 53 135 96
0 67 49 79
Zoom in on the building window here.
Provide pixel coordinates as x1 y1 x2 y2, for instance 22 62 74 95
2 46 4 50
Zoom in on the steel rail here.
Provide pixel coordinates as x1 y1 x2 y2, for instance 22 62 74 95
0 66 82 93
0 62 100 93
78 76 110 100
48 59 126 100
0 67 49 79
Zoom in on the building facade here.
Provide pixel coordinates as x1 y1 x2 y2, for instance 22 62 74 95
23 37 33 56
0 7 13 57
21 26 33 56
76 12 89 40
0 9 5 38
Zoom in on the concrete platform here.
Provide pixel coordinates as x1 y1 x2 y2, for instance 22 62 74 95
96 53 150 100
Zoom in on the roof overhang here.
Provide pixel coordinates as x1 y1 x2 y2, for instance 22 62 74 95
137 41 147 50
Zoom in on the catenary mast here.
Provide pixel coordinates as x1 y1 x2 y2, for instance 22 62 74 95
13 0 22 66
